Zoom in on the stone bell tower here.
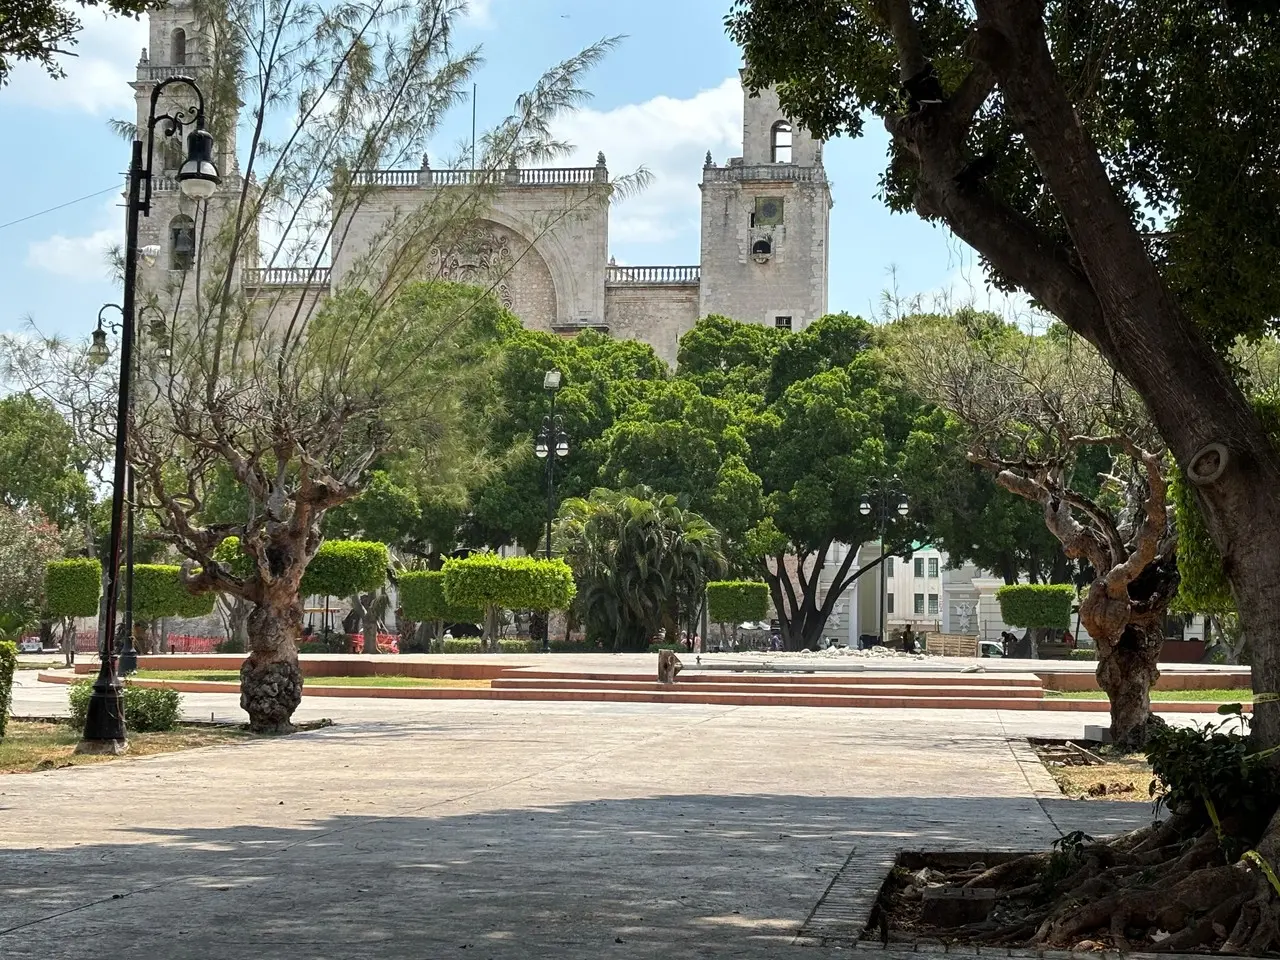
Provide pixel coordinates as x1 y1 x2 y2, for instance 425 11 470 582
131 0 243 316
697 72 831 333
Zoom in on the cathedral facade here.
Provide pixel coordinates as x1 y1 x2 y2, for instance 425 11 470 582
133 4 833 365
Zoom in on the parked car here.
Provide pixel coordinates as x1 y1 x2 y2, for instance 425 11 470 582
18 638 43 653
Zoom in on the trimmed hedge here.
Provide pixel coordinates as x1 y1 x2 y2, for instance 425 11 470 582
443 554 576 612
497 637 536 653
132 564 217 620
301 540 389 598
399 570 482 623
45 558 102 618
442 637 484 653
0 640 15 739
706 580 769 625
67 680 182 732
996 584 1075 630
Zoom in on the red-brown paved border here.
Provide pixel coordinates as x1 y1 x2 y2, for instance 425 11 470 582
39 671 1247 713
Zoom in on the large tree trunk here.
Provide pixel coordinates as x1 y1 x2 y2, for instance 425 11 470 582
1077 559 1176 749
240 590 304 734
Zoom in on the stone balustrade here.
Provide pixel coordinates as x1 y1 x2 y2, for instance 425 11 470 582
703 163 824 183
242 266 333 287
605 265 701 285
349 166 606 187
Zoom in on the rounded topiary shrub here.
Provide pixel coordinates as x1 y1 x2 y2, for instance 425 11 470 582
45 558 102 618
706 581 769 626
132 564 217 621
996 584 1075 630
399 570 482 623
301 541 389 598
442 554 576 614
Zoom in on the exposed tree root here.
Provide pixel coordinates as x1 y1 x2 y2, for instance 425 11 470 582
881 807 1280 955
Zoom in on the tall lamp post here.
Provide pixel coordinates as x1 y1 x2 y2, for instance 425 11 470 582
533 369 568 652
79 77 219 754
89 305 171 678
859 482 908 648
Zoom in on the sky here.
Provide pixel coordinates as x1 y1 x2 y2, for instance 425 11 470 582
0 0 1016 343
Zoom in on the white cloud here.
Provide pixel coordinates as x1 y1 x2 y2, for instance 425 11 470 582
459 0 495 28
551 77 743 251
25 197 121 282
6 10 147 115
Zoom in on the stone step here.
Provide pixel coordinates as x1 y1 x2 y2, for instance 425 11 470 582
506 668 1042 688
490 677 1045 699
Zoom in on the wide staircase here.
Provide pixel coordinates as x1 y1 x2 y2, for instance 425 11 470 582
482 668 1047 710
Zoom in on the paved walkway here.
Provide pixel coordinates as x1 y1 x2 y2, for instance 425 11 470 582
3 674 1161 959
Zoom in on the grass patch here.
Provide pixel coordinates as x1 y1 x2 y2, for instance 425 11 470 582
1046 688 1252 702
132 669 490 688
16 660 65 670
0 720 249 774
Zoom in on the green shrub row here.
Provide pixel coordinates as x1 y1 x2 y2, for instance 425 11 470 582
996 584 1075 630
67 680 182 732
0 640 16 740
399 570 482 623
45 559 214 621
442 554 576 613
215 537 390 599
45 558 102 618
442 637 483 653
706 580 769 625
497 638 536 653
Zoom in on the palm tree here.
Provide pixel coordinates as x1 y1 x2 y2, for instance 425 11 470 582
555 486 726 651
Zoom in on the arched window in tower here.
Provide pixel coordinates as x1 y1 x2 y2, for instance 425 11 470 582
771 120 793 163
171 28 187 65
169 216 196 271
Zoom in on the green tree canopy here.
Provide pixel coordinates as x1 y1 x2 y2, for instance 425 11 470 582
0 393 92 531
300 541 390 599
996 584 1075 631
45 557 101 619
0 507 63 636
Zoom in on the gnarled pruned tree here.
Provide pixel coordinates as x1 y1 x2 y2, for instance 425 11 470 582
124 0 643 731
894 312 1175 748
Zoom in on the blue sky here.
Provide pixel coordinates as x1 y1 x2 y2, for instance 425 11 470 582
0 0 1007 342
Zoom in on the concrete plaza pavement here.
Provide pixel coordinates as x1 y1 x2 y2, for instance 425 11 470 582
2 673 1162 959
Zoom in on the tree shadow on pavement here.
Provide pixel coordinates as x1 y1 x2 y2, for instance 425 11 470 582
0 792 1154 960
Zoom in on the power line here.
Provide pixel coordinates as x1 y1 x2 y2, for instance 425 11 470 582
0 184 123 232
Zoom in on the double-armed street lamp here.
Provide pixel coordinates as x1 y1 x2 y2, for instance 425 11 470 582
533 370 569 652
79 76 219 753
859 481 909 648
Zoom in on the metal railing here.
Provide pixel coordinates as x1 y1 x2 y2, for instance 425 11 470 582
242 266 332 287
605 265 701 285
703 164 824 183
349 166 605 187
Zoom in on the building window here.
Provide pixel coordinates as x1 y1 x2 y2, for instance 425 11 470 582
774 316 792 331
913 593 925 615
885 557 894 577
914 557 924 578
928 593 939 616
771 120 793 163
171 28 187 65
928 557 939 578
170 215 196 271
887 593 894 614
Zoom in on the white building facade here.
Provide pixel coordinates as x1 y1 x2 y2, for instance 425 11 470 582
132 4 833 365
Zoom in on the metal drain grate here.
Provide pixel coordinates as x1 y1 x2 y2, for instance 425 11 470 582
795 845 896 946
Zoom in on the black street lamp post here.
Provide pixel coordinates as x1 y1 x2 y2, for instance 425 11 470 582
533 369 568 652
78 76 219 753
859 481 909 649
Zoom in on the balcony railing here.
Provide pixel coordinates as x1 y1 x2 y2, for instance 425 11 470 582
606 265 700 285
349 166 605 188
242 266 332 288
703 164 824 183
135 63 206 80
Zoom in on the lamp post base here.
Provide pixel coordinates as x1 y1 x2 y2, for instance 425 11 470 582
74 737 129 756
77 656 128 752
